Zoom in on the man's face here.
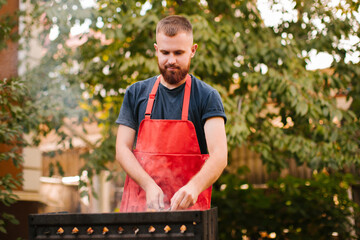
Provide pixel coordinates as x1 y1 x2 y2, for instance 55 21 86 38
154 31 197 86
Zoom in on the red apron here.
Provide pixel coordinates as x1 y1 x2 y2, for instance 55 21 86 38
120 74 212 212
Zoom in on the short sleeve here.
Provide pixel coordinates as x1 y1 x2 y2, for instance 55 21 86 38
116 86 137 130
201 90 227 124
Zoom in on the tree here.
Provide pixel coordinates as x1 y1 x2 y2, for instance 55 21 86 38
23 0 359 174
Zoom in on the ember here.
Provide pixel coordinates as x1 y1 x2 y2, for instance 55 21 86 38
164 225 171 233
71 227 79 234
102 227 109 235
118 226 124 234
87 227 94 235
148 225 156 233
56 227 64 235
180 224 187 233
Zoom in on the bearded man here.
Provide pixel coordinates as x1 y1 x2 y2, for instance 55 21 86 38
115 15 227 212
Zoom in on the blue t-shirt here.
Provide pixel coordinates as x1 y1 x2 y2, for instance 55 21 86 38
116 74 226 154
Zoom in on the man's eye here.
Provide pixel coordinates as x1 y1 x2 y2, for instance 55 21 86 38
175 52 183 55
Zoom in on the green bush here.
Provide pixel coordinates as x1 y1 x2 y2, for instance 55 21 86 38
212 167 360 240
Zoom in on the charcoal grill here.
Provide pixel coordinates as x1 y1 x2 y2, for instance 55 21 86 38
28 208 218 239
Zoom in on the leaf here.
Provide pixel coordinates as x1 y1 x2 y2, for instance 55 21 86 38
80 190 89 198
56 161 65 177
296 101 308 116
289 85 297 96
2 213 19 225
0 225 7 234
246 112 256 123
49 162 54 177
106 172 113 181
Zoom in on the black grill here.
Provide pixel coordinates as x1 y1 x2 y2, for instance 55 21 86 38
28 208 218 239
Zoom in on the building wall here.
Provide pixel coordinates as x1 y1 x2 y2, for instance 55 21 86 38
0 0 18 79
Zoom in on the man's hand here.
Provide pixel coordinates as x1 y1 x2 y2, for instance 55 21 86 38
145 182 165 211
170 182 199 210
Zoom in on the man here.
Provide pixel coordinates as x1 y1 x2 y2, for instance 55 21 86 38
116 15 227 212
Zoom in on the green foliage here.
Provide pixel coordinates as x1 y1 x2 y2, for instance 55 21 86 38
0 78 32 235
22 0 360 175
213 167 360 239
0 3 24 237
0 6 42 234
0 213 20 234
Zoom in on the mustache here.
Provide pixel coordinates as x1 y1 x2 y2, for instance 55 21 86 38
165 64 180 69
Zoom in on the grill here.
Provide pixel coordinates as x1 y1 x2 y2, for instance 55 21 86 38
28 208 218 239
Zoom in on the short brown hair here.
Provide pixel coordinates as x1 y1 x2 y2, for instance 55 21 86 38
156 15 193 37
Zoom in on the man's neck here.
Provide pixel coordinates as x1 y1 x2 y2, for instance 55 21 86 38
160 75 187 90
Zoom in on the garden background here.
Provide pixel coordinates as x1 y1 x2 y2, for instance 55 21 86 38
1 0 360 239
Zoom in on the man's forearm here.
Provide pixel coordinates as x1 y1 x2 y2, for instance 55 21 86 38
116 145 156 191
170 152 227 210
116 125 164 210
191 116 228 192
187 153 227 194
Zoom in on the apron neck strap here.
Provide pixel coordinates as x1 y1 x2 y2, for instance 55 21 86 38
181 75 191 120
145 74 192 120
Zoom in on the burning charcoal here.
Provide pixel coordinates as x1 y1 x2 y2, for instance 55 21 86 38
164 225 171 233
133 227 140 235
56 227 64 235
118 226 124 234
180 225 187 233
102 227 109 235
71 227 79 234
259 231 268 238
148 226 156 233
87 227 94 235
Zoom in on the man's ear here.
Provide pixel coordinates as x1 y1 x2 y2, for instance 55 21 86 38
191 44 198 58
154 43 158 56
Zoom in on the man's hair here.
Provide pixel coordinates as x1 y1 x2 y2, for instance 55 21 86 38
156 15 193 37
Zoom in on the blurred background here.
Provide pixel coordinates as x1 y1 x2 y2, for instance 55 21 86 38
1 0 360 239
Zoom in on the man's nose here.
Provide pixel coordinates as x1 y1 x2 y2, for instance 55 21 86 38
168 54 176 64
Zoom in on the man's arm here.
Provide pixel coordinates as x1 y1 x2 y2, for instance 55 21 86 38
116 125 164 210
170 116 228 210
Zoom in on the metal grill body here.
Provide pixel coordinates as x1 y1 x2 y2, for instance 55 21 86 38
28 208 218 239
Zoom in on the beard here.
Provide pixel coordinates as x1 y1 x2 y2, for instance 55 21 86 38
158 60 190 85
